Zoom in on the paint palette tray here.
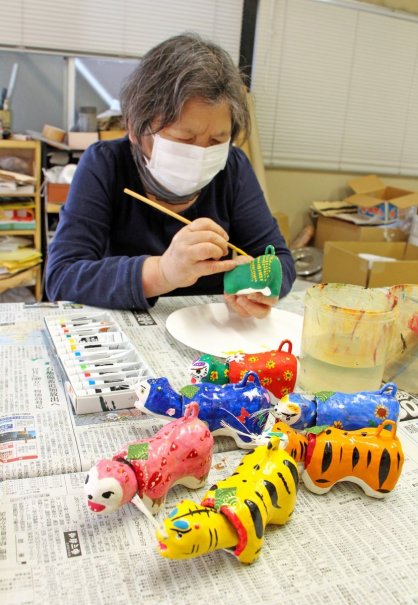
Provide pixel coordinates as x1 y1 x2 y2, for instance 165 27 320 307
44 311 154 414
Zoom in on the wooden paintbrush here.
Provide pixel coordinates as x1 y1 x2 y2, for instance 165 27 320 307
124 187 248 257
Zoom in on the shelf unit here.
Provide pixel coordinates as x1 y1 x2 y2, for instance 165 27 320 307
0 139 43 300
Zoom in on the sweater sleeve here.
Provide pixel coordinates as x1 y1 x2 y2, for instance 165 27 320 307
45 143 152 310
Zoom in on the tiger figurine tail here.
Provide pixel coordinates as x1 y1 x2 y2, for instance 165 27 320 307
155 436 299 564
302 420 404 498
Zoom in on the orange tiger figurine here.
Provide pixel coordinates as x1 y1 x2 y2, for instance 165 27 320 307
302 420 404 498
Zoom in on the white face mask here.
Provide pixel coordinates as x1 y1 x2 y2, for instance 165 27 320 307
145 133 230 197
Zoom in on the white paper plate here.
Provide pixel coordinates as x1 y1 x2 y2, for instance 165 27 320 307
165 303 303 357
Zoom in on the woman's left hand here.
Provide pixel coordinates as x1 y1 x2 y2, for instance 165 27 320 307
224 292 278 319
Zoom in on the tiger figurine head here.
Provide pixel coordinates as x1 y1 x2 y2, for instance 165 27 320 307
302 420 404 498
156 499 238 561
156 436 299 564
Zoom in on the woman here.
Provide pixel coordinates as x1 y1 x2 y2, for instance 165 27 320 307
45 33 295 317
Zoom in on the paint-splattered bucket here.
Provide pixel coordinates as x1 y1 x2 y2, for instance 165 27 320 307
384 284 418 395
298 283 396 393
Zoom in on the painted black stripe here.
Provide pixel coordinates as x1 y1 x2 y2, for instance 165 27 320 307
255 490 268 514
244 499 264 539
367 450 372 467
283 458 299 492
277 471 290 495
352 447 360 469
322 442 333 472
208 527 213 550
379 449 391 488
174 507 217 521
263 480 280 508
214 527 219 548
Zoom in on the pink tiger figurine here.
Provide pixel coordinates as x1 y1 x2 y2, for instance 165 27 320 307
85 402 214 515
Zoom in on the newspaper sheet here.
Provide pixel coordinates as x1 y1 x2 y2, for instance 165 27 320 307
1 420 418 605
1 294 275 481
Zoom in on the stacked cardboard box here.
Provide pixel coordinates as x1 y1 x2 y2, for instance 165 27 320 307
323 241 418 287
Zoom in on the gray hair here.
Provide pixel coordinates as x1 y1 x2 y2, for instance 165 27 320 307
120 33 250 144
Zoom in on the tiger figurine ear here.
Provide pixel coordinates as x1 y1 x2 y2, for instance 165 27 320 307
224 245 282 297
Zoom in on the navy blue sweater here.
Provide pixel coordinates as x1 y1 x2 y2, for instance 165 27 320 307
45 137 295 310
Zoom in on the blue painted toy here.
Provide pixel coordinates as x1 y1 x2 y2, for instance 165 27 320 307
273 383 400 431
134 371 272 448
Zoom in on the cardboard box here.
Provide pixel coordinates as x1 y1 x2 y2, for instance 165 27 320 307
322 241 418 287
46 182 69 204
67 131 98 150
99 130 127 140
345 175 418 223
42 124 66 143
314 215 407 249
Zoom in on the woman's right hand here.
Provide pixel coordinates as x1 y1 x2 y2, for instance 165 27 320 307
142 217 238 296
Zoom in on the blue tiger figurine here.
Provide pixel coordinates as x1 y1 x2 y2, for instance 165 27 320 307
134 371 271 448
273 383 400 431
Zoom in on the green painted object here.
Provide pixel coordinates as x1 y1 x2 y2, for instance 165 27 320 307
224 245 282 297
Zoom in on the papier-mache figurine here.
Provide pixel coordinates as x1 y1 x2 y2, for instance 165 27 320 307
189 339 297 399
155 435 299 564
301 420 404 498
134 371 272 448
224 245 282 296
84 402 214 515
264 419 404 498
273 383 400 431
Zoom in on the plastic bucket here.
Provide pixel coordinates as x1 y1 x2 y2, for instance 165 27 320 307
298 283 396 393
384 284 418 394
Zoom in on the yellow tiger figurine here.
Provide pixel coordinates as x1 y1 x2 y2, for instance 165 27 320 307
302 420 404 498
155 437 299 564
